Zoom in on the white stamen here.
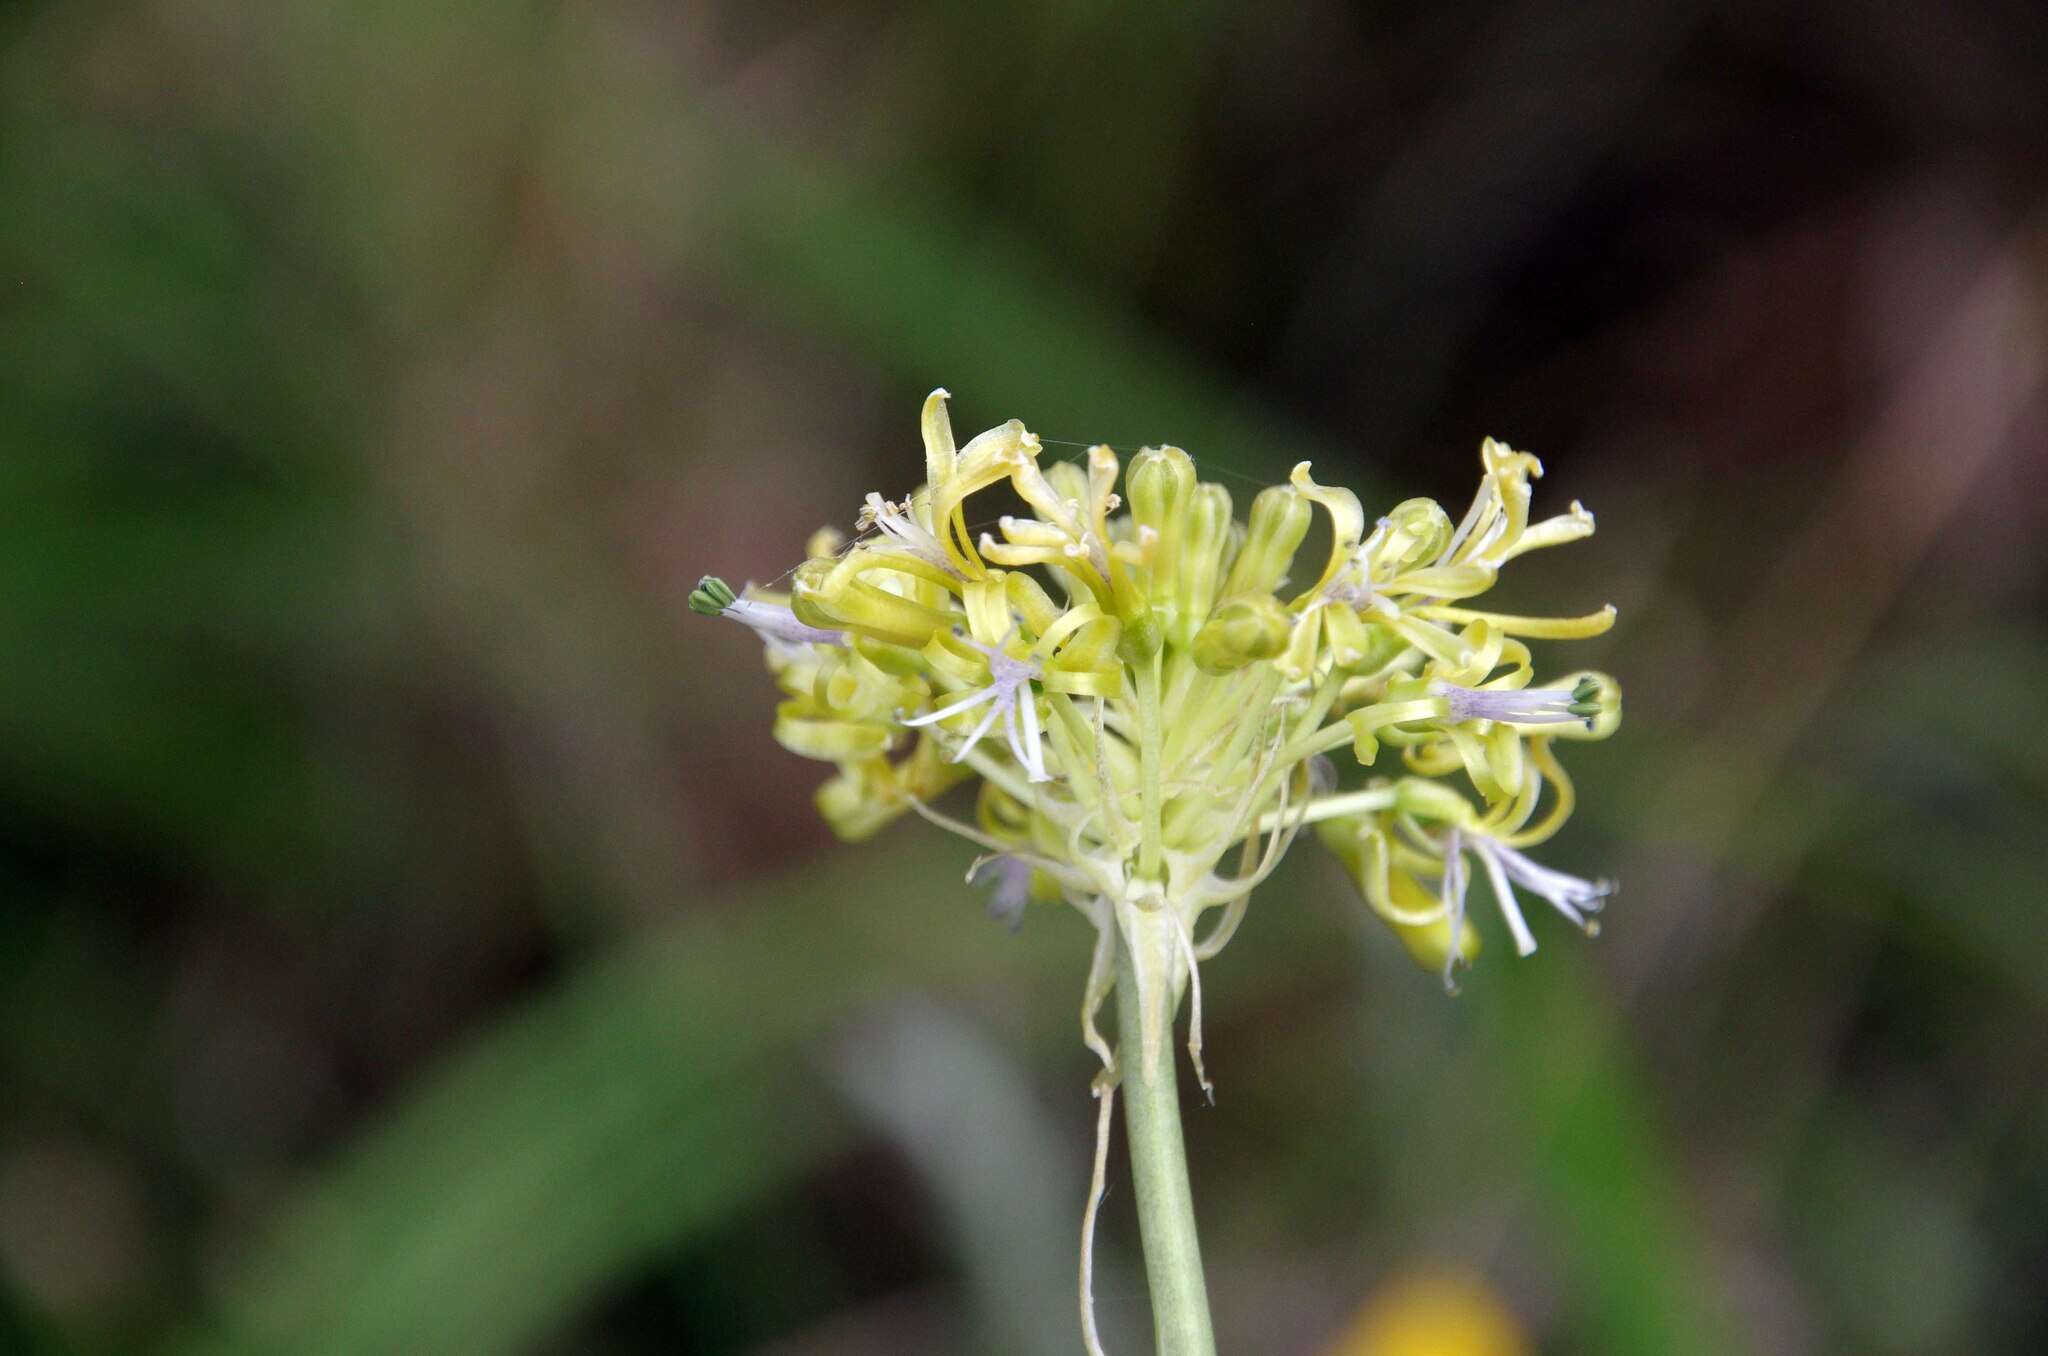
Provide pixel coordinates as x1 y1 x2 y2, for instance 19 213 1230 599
1440 826 1468 993
1474 838 1538 957
1002 705 1034 774
1439 483 1492 564
1020 685 1047 781
1324 576 1376 609
899 637 1050 781
1430 680 1584 726
1455 833 1614 956
1489 839 1614 930
857 492 961 575
900 684 1000 727
1317 520 1400 612
1434 829 1613 986
958 691 1009 751
716 598 846 649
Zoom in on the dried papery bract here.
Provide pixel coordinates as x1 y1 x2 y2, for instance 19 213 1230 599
693 390 1623 1353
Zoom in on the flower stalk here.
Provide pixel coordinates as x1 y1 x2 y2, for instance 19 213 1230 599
1116 926 1216 1356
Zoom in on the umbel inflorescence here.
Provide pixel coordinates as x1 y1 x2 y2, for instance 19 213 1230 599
695 390 1619 1348
695 389 1618 1044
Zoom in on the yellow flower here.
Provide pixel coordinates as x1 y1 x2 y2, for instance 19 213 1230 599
1328 1267 1529 1356
697 390 1622 1020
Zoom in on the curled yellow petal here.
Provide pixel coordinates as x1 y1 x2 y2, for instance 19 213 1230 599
773 705 892 761
1288 462 1365 603
1413 603 1617 639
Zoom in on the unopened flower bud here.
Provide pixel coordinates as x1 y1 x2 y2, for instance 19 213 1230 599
1222 484 1311 598
1171 483 1233 647
1117 608 1166 663
1126 445 1195 540
1191 594 1292 674
1374 498 1451 570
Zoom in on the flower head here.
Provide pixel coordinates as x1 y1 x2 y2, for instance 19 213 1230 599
696 388 1623 1028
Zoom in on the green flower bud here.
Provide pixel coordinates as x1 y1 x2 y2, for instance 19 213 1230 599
1191 594 1291 674
1117 608 1165 663
1221 485 1310 599
1126 445 1195 541
1376 498 1452 570
1171 483 1232 648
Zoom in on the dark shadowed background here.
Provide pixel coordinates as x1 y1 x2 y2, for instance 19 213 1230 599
4 2 2045 1353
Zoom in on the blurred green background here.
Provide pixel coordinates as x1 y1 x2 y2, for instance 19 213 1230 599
4 2 2045 1353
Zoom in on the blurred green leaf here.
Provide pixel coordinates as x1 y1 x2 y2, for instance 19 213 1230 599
0 1272 71 1356
155 837 1083 1356
833 1002 1094 1356
680 111 1344 487
1475 951 1739 1356
1784 1102 1986 1353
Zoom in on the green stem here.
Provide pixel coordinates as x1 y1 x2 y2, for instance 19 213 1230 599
1115 931 1217 1356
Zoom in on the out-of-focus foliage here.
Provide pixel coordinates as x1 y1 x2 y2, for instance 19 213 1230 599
2 1 2044 1353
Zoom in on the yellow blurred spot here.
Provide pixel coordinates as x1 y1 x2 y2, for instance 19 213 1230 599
1326 1267 1530 1356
